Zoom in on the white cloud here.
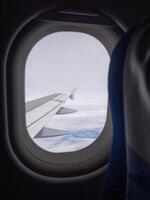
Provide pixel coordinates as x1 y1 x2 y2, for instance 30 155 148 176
25 31 110 152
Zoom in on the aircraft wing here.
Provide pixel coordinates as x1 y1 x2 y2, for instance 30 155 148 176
26 89 76 139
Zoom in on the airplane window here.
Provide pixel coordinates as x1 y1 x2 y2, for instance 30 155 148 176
25 31 110 153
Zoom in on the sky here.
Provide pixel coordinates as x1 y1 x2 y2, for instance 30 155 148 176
25 31 110 152
25 31 110 102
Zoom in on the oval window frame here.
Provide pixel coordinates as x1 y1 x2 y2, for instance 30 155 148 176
3 9 124 181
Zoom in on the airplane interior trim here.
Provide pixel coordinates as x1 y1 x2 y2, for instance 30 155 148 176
2 8 124 181
1 1 150 199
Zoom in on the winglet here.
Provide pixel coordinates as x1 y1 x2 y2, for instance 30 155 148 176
70 88 77 100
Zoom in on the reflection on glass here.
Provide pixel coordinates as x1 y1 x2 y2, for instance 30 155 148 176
25 32 110 153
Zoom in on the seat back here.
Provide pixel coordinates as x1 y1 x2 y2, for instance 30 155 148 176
102 17 150 200
124 18 150 200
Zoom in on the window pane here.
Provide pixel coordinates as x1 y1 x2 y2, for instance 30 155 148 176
25 31 110 153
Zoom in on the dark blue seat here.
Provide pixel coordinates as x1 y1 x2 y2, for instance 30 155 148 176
101 29 134 200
